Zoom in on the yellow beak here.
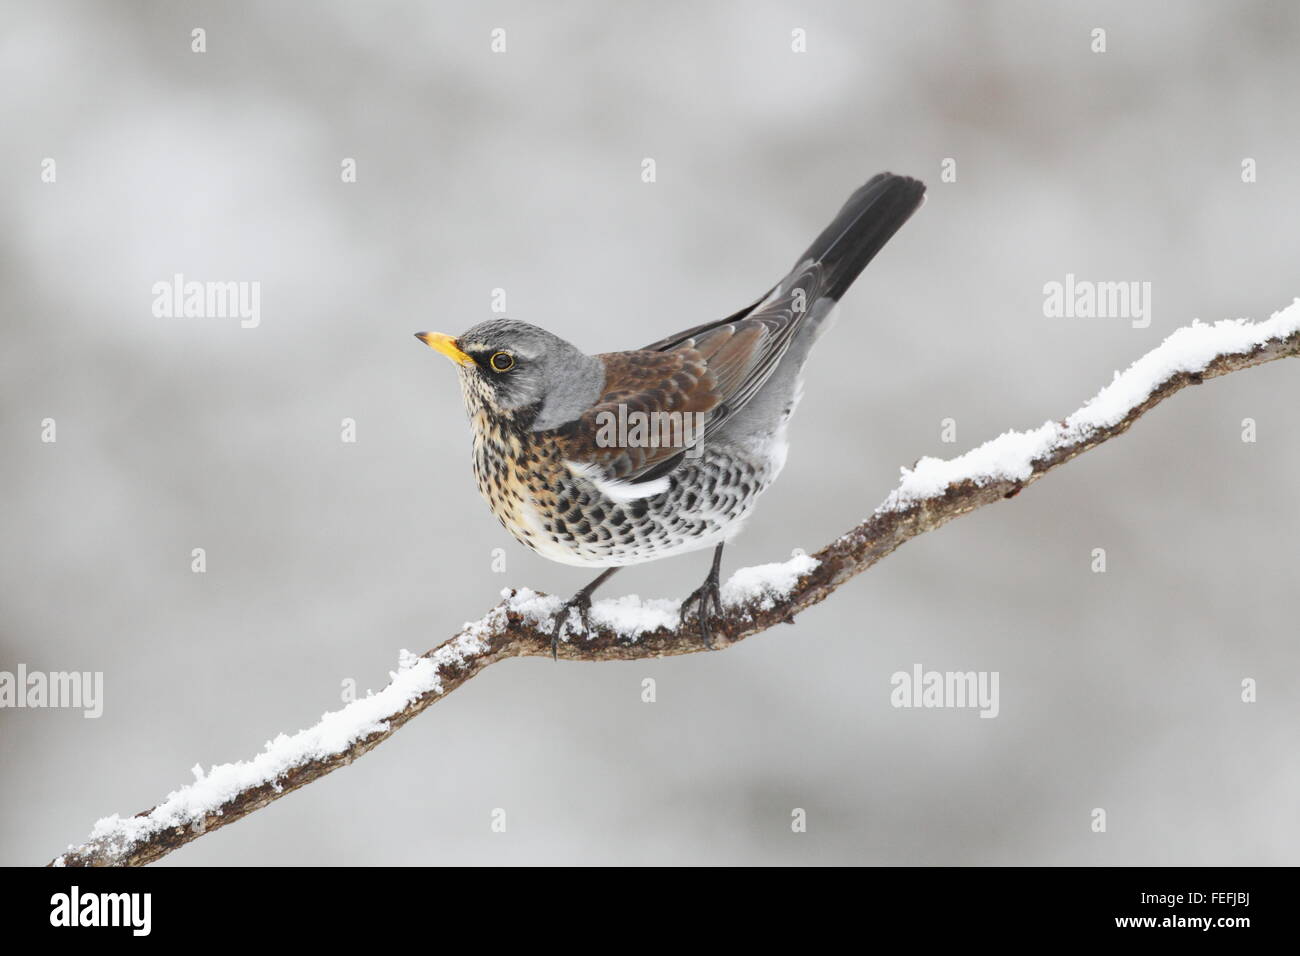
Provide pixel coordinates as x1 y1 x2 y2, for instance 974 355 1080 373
415 332 474 367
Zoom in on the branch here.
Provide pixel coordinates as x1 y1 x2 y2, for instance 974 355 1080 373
51 301 1300 867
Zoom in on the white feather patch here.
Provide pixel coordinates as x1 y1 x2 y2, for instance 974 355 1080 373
564 460 670 501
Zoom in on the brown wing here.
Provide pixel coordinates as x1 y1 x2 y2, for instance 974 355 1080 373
559 173 926 485
554 326 770 484
634 173 928 457
620 265 821 475
629 255 850 480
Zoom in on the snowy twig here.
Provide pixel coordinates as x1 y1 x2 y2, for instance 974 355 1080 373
50 301 1300 866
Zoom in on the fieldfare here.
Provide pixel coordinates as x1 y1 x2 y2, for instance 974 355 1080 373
418 172 926 655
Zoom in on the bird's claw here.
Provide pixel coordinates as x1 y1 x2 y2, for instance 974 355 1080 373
550 595 594 660
683 573 725 649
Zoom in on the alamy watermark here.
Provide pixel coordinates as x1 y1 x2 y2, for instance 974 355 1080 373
1043 273 1151 328
50 886 150 935
890 663 999 718
594 404 706 458
152 273 260 328
0 665 103 718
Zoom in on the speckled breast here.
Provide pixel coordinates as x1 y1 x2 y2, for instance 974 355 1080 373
469 413 781 568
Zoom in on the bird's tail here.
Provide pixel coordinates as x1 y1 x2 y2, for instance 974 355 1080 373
638 173 925 355
794 172 926 304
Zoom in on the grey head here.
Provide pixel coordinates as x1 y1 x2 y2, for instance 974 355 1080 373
416 319 605 431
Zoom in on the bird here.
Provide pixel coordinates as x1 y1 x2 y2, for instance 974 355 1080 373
417 172 926 657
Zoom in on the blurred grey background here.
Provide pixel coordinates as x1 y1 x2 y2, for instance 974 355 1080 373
3 0 1298 866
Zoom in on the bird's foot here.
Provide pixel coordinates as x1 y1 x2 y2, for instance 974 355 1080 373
550 593 594 660
547 567 621 661
682 569 725 650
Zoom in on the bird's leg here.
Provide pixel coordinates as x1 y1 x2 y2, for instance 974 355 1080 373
683 543 726 649
551 567 620 660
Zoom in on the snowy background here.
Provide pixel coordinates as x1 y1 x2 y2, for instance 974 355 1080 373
3 0 1299 866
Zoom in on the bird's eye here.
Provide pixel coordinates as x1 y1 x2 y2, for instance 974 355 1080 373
489 351 515 372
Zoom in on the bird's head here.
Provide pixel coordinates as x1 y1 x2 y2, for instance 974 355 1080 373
416 319 605 430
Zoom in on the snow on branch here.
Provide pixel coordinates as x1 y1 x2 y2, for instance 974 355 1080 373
50 300 1300 867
